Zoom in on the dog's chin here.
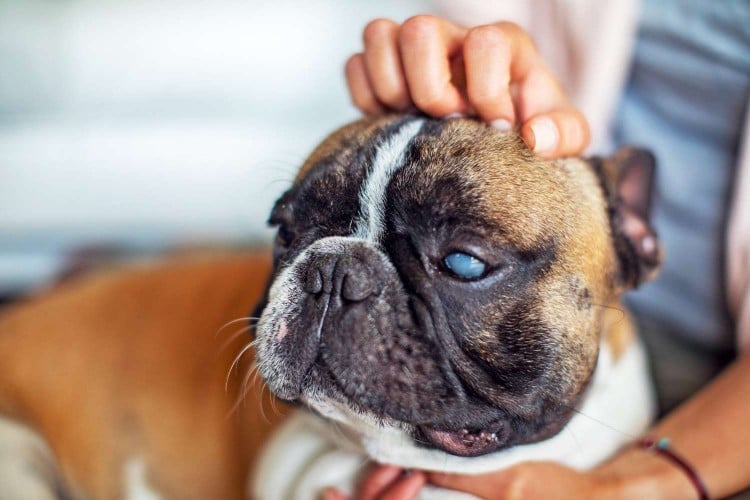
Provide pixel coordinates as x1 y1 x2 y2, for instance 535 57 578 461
417 424 509 457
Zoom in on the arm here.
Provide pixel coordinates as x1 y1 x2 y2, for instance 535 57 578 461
330 352 750 500
422 350 750 499
593 351 750 499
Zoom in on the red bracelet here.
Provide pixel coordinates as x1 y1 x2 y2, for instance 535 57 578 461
636 437 709 500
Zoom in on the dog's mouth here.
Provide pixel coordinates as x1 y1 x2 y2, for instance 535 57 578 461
417 423 509 457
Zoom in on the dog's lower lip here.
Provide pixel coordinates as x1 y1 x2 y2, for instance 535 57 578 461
418 425 503 457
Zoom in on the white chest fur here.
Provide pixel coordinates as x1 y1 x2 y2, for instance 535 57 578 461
252 340 655 500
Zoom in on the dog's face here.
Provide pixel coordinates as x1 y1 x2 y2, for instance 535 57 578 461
255 115 658 457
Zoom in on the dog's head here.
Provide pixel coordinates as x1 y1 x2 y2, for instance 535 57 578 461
254 115 659 457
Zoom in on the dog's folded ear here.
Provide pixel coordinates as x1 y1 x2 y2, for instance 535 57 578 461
590 147 662 291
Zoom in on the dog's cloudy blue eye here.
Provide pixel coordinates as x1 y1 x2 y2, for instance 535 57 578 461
444 252 487 280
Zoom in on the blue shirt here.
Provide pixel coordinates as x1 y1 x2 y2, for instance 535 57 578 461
615 0 750 351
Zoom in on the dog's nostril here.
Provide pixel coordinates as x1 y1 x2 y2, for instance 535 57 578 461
305 254 380 303
304 267 323 295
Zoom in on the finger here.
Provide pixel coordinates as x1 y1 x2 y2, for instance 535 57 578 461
377 472 426 500
428 471 505 499
521 108 590 158
320 488 349 500
358 465 404 500
487 22 566 121
398 15 468 117
345 54 386 115
463 24 515 129
486 22 590 156
362 19 411 110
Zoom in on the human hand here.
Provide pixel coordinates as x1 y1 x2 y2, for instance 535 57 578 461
319 465 426 500
320 462 605 500
345 15 590 158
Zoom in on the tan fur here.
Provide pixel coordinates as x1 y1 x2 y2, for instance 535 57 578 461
296 115 398 182
0 117 637 498
0 251 287 499
294 115 635 407
600 301 637 360
388 118 630 369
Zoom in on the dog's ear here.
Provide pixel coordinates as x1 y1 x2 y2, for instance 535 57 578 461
590 147 662 291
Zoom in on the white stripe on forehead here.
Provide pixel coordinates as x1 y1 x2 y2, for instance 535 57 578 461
354 118 425 242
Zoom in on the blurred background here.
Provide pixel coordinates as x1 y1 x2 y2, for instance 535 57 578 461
0 0 438 299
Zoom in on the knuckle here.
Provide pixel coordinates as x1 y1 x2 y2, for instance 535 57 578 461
466 24 507 48
377 86 408 109
400 14 440 42
496 20 523 34
412 87 447 114
352 91 376 110
469 96 504 118
363 18 395 45
468 85 504 108
496 21 539 52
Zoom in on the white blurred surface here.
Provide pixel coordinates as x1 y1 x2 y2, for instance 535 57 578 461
0 0 431 292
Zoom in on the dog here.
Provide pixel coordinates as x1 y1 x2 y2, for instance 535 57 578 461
0 114 659 499
251 114 660 499
0 251 287 499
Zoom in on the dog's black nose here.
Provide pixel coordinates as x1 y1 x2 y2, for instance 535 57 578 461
304 254 378 303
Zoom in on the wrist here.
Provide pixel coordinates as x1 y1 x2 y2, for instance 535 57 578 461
592 447 701 500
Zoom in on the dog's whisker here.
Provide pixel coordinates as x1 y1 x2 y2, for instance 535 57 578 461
560 403 637 440
225 340 258 392
215 317 260 338
257 382 271 425
327 419 349 442
240 363 257 405
226 390 245 419
591 303 626 323
226 361 260 419
217 325 254 354
565 424 583 454
269 391 282 417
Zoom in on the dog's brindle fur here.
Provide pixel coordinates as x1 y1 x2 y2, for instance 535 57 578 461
254 114 657 457
0 114 655 497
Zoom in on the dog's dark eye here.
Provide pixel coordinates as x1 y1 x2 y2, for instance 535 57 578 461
443 252 487 280
275 225 295 248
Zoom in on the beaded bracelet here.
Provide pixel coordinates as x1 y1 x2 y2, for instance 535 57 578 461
636 437 709 500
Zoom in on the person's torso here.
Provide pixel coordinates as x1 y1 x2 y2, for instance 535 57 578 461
616 0 750 352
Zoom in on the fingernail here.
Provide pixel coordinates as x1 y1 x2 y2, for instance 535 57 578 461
444 112 465 119
530 117 559 153
490 118 513 132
